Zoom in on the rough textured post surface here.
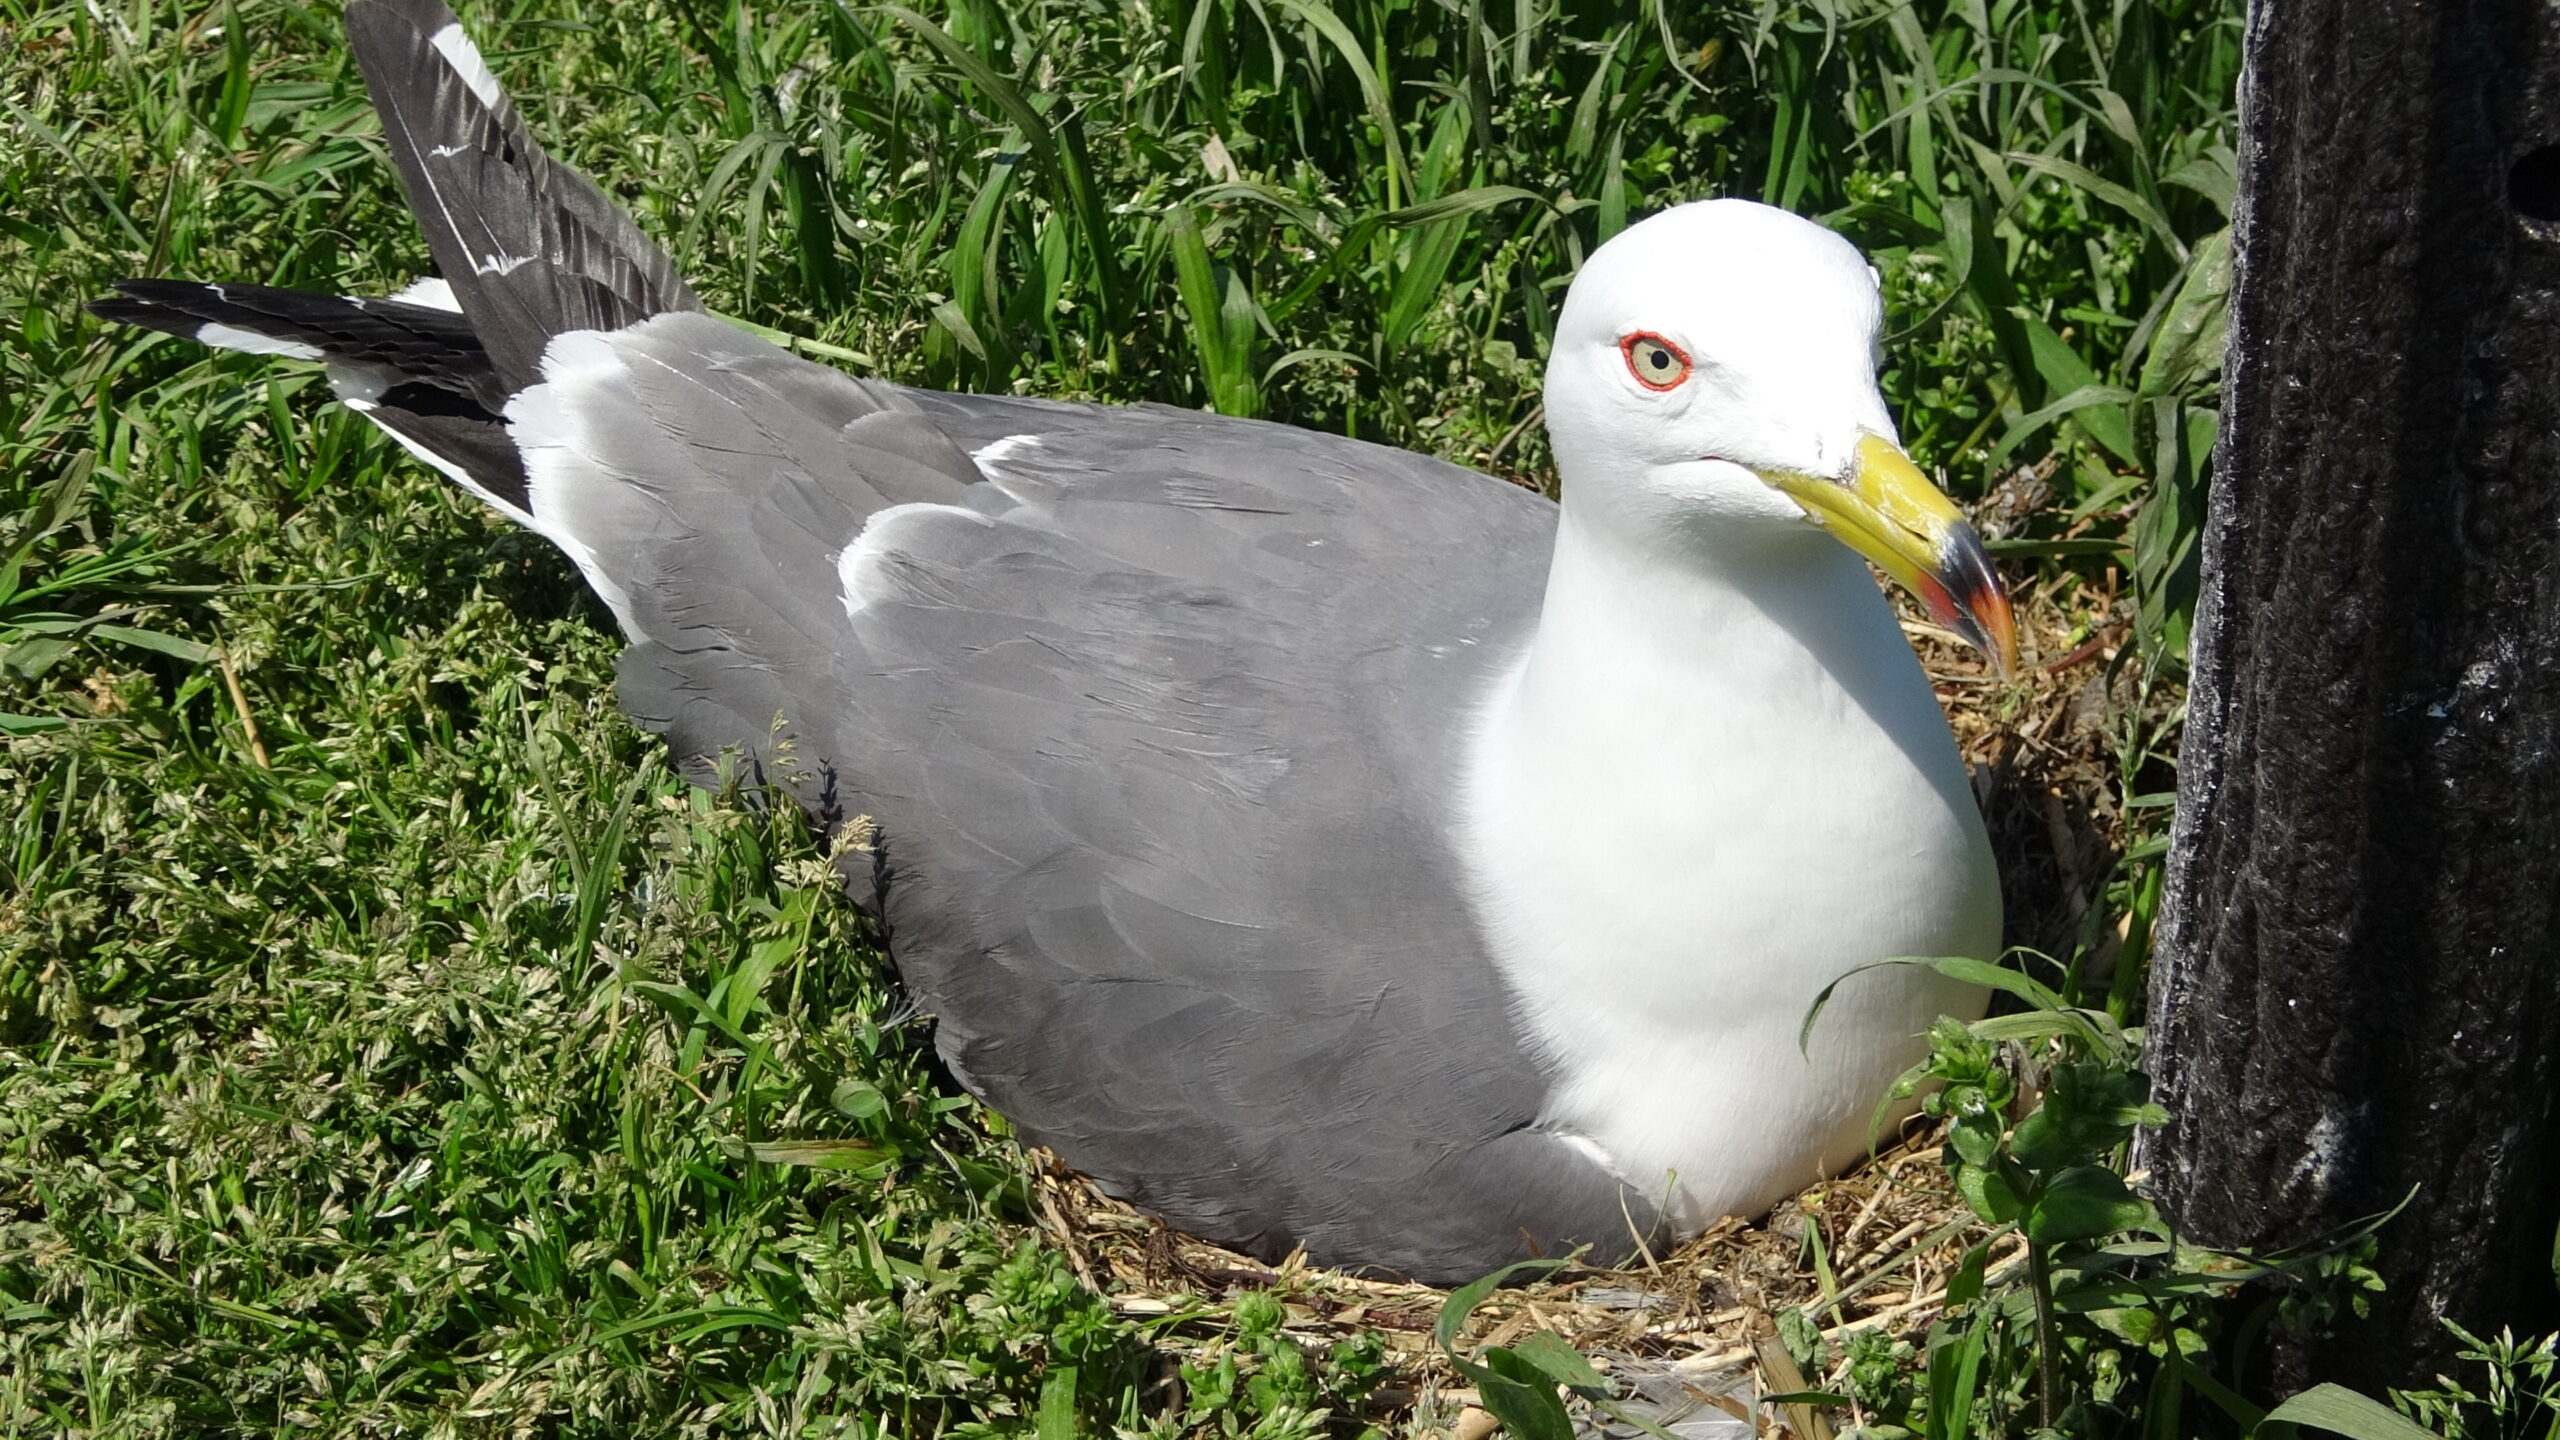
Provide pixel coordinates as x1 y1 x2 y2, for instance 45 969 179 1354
2145 0 2560 1387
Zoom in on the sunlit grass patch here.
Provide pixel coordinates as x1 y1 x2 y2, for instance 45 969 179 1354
5 0 2235 1431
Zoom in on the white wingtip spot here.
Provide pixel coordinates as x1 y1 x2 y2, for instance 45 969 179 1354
969 433 1043 471
194 322 323 360
388 277 461 312
837 503 992 622
323 359 389 403
967 433 1044 502
471 252 534 277
428 24 506 108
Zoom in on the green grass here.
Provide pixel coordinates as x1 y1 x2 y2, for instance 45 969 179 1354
4 0 2238 1433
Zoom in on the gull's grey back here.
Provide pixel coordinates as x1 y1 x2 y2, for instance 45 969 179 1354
605 360 1661 1276
88 0 1667 1282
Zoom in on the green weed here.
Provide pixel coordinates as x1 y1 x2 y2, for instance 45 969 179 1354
2391 1325 2560 1440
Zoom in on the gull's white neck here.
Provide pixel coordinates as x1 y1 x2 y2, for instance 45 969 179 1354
1456 478 1998 1233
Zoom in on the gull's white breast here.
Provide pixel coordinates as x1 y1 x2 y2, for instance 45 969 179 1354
1456 516 1998 1233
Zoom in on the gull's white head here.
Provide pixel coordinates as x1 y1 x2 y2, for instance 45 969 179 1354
1545 198 2014 669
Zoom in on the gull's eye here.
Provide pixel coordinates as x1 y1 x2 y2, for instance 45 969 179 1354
1620 331 1692 391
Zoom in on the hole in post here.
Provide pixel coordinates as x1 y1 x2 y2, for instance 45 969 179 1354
2509 145 2560 223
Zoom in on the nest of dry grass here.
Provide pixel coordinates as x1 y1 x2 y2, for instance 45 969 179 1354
1032 1126 2027 1437
1928 551 2175 996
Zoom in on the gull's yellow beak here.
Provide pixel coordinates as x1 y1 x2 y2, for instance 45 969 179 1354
1764 434 2016 674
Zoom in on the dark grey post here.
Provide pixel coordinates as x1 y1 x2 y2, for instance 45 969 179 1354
2144 0 2560 1390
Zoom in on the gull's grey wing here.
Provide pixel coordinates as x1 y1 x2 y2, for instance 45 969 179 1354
548 316 1660 1279
86 0 1661 1281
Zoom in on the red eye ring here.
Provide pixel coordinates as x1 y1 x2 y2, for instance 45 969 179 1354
1620 331 1692 391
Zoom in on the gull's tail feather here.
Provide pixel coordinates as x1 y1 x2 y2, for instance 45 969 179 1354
341 0 699 395
88 0 712 531
87 277 533 524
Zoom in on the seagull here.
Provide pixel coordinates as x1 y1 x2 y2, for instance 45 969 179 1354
92 0 2008 1284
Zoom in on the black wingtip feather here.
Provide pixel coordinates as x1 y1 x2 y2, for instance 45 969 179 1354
89 278 499 403
85 293 203 342
86 275 535 517
89 279 240 335
342 0 698 397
